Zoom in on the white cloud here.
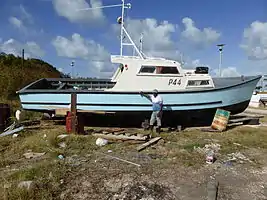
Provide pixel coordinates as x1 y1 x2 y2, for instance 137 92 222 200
52 33 113 76
111 17 220 60
191 59 209 67
181 17 221 48
52 33 109 61
9 17 25 31
52 0 105 24
240 21 267 60
213 67 240 77
26 42 45 57
19 5 33 24
112 18 180 60
0 39 45 58
9 5 35 34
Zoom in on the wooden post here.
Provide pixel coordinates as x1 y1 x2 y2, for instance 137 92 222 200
71 93 77 133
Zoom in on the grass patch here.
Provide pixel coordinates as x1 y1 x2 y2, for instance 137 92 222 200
2 160 69 200
1 123 267 199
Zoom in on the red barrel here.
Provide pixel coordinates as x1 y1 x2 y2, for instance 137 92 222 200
0 104 11 132
65 112 84 134
66 111 72 133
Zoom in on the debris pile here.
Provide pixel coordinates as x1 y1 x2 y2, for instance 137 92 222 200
194 143 221 154
93 128 162 151
225 152 253 164
92 128 149 141
23 151 46 159
194 143 221 164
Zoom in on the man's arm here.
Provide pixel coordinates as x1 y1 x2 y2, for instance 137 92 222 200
140 91 152 101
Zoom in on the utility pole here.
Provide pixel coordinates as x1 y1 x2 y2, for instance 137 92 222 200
217 44 225 77
22 49 24 69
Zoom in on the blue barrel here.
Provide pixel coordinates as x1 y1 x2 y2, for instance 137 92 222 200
0 104 11 132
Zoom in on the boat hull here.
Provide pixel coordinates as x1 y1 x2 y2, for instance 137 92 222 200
72 100 250 127
18 76 261 127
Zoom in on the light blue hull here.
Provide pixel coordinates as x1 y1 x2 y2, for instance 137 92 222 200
19 76 260 114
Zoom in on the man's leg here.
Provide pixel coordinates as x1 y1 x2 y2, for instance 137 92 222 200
149 111 156 131
156 111 162 133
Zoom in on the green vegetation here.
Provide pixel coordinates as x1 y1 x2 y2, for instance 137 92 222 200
0 52 68 101
1 120 267 199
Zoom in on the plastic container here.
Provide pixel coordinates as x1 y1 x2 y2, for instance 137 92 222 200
206 150 215 164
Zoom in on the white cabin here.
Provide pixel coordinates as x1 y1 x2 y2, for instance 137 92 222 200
109 55 215 91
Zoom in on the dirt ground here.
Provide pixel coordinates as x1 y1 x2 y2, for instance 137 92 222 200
1 118 267 200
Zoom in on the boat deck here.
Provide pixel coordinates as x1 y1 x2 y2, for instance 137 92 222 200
25 78 116 91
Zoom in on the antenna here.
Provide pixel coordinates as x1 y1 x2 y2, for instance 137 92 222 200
139 33 143 53
77 0 144 59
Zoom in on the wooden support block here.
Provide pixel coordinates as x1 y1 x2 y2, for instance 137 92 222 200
92 133 148 141
136 137 162 151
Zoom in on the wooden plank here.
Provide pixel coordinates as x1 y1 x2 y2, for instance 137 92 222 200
111 128 125 133
114 131 126 135
92 133 148 141
124 132 137 136
229 117 258 123
136 137 162 151
201 128 222 133
19 120 40 126
232 113 264 118
45 106 116 115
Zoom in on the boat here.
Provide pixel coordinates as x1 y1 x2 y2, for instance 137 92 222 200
249 75 267 108
17 0 261 127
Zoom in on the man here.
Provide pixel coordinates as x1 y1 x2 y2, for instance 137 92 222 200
140 89 163 133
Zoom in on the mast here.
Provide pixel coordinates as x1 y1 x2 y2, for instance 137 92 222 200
77 0 144 59
120 0 125 56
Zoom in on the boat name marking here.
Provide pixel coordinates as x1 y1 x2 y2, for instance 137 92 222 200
168 79 181 86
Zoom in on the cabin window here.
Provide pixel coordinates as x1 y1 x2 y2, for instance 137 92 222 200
187 80 210 86
139 66 156 73
157 66 179 74
139 66 179 74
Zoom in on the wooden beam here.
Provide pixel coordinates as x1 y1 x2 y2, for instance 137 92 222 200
92 133 148 141
136 137 162 151
229 117 259 124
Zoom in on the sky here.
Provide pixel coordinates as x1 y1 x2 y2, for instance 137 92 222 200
0 0 266 78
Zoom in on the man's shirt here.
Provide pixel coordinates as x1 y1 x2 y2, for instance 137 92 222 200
150 95 163 111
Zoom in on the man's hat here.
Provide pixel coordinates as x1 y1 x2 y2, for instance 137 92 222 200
153 89 158 93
